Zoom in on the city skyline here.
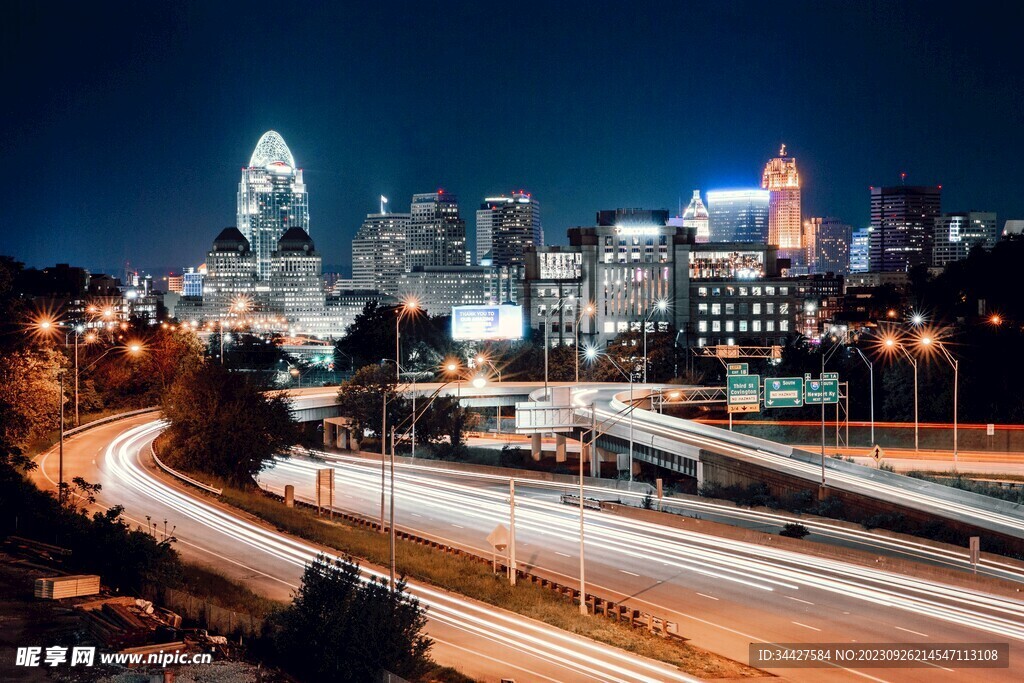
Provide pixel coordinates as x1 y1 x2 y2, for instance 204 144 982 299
5 2 1023 275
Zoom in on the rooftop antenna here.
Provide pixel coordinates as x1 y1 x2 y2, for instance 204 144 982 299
779 143 787 156
900 172 907 186
380 195 388 214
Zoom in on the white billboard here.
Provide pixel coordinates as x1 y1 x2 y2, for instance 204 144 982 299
452 305 524 340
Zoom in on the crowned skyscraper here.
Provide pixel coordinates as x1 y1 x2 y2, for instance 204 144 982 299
237 131 309 281
681 190 710 243
762 145 802 255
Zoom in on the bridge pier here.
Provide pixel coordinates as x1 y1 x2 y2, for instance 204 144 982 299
555 434 567 462
531 433 542 461
323 417 358 451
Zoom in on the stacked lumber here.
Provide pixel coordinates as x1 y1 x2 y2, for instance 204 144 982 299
34 575 101 599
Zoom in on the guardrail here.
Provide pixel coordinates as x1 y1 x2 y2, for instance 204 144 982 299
149 443 223 496
560 493 603 510
261 483 685 641
62 407 159 438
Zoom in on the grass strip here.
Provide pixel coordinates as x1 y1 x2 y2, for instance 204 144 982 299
213 482 762 679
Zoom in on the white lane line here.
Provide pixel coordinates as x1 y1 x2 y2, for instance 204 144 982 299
452 524 464 529
895 626 929 637
620 570 639 577
555 551 571 557
786 596 814 605
792 621 821 632
696 593 719 601
410 512 423 517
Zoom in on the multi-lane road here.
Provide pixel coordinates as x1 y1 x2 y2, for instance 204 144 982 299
32 398 1024 681
33 415 701 683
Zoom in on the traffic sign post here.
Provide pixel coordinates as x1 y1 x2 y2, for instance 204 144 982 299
764 378 803 408
871 444 885 465
805 378 839 405
727 374 761 414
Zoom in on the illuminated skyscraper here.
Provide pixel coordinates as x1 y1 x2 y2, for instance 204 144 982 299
850 227 870 273
237 131 309 281
682 190 710 243
706 190 770 243
932 211 998 266
803 217 852 275
762 145 802 252
475 191 543 267
352 211 409 295
869 185 941 272
406 191 467 270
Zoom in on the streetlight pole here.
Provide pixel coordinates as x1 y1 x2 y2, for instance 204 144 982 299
389 425 396 591
578 404 593 616
925 339 959 469
820 342 841 486
58 370 65 505
853 346 875 446
897 345 920 452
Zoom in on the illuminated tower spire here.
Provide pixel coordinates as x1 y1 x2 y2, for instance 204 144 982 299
762 145 801 251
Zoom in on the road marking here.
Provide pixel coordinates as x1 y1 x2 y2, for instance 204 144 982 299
792 621 821 631
895 626 929 637
696 592 719 601
619 570 639 577
451 524 464 529
410 512 423 517
786 595 814 605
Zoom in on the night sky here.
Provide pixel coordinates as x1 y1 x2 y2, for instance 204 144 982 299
3 1 1023 276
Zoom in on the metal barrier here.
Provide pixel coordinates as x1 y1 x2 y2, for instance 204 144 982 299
62 407 159 438
150 443 223 495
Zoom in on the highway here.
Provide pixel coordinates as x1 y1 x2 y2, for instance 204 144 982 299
32 415 703 683
252 444 1024 682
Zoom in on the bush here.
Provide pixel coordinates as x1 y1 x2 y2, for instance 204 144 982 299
779 522 810 539
262 554 431 683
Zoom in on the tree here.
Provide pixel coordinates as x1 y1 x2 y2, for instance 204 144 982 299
161 362 300 486
0 344 64 471
268 554 432 683
336 364 401 441
413 395 479 460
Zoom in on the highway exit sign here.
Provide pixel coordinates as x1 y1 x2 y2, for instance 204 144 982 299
764 377 803 408
727 374 761 414
805 378 839 404
727 363 749 376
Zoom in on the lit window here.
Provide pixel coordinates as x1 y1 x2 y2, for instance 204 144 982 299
698 321 708 332
711 303 721 315
752 320 761 332
739 320 748 332
712 320 721 332
725 320 735 332
752 303 761 315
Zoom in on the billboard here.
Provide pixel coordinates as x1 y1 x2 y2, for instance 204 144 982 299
452 305 524 341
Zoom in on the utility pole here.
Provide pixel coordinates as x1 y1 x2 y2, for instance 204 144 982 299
380 393 387 533
578 405 593 616
508 479 517 586
58 371 65 505
389 426 396 591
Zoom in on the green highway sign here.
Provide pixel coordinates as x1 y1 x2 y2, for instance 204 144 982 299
727 374 761 414
805 378 839 404
727 363 749 377
822 372 839 381
764 377 803 408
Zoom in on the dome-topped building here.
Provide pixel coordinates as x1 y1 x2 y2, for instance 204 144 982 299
237 130 309 280
249 130 296 169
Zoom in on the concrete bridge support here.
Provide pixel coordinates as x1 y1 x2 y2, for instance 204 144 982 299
531 433 542 461
555 434 567 463
323 417 359 451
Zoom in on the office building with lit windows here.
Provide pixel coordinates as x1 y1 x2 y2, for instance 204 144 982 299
932 211 998 267
237 131 310 281
203 228 258 318
850 227 870 273
803 217 852 275
706 190 770 243
476 191 543 267
406 191 467 270
269 227 325 322
762 145 802 254
352 212 409 295
869 185 941 272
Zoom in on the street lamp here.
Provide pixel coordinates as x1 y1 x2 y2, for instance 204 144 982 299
395 298 420 383
575 302 595 383
544 294 575 396
584 345 635 481
443 360 463 398
880 334 919 451
642 299 669 383
852 346 875 446
918 333 959 469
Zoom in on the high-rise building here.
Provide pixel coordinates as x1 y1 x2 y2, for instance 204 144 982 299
269 227 325 322
850 227 870 273
869 185 941 272
762 145 802 251
706 190 770 243
804 217 852 275
351 211 409 295
203 227 258 317
237 131 309 281
475 192 543 267
167 273 184 294
932 211 998 266
681 190 710 243
182 268 204 297
406 191 467 270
